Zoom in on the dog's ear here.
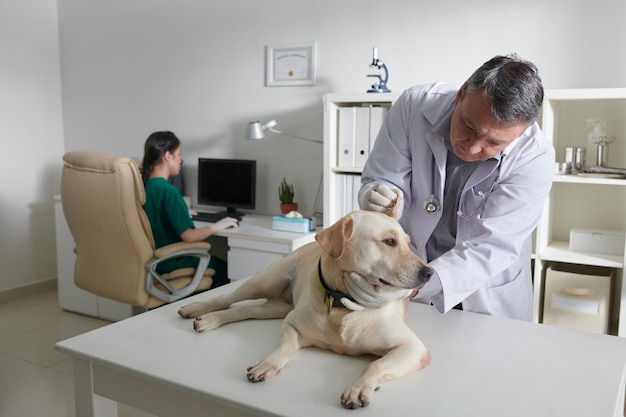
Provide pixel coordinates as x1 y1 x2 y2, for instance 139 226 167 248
385 189 403 220
315 214 354 260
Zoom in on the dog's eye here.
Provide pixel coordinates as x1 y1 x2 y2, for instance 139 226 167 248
382 238 396 247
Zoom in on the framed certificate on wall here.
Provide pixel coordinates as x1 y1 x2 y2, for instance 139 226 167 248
265 42 317 87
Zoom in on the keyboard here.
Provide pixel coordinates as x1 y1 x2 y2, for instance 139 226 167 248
191 211 242 223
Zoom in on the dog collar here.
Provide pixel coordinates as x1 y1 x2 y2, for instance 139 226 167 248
317 258 356 313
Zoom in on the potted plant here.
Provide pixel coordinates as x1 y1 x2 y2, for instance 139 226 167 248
278 177 298 214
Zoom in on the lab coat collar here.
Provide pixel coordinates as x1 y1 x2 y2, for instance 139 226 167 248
500 122 538 158
422 85 456 131
423 89 456 164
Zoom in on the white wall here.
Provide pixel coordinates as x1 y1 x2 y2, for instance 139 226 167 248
0 1 64 293
56 0 626 217
2 0 626 293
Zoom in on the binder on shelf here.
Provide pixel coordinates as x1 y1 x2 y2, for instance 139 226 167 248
352 174 361 211
335 173 362 219
354 107 370 167
334 173 346 221
337 107 356 167
344 174 353 215
337 105 388 168
369 106 386 151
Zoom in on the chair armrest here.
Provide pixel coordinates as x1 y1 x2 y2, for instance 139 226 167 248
145 243 213 303
154 241 211 258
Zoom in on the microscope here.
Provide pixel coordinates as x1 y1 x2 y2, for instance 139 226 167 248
367 47 391 93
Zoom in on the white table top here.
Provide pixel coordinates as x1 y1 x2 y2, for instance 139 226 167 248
195 213 317 246
56 280 626 417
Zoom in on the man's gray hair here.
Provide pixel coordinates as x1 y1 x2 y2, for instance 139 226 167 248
461 54 544 126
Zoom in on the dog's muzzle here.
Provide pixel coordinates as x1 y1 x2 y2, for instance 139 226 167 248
417 266 433 287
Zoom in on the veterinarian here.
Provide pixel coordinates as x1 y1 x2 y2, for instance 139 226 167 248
141 131 238 288
345 54 554 320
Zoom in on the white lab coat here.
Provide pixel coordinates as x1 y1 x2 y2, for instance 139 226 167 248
360 83 555 320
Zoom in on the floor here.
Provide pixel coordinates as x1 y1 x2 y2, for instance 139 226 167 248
0 288 155 417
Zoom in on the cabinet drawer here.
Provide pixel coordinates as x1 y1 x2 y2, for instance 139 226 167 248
228 247 283 280
228 237 291 255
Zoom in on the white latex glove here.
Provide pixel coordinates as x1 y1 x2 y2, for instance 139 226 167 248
363 183 399 213
210 217 239 233
340 271 413 310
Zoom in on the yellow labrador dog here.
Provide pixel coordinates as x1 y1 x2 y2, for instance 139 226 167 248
178 209 432 409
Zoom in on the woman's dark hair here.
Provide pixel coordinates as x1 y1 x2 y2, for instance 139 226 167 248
461 54 544 126
141 131 181 183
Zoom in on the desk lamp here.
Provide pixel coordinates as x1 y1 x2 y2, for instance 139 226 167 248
367 47 391 93
245 120 323 226
246 120 322 144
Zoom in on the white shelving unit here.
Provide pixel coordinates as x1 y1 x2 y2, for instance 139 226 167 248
323 89 626 337
323 93 398 227
533 88 626 336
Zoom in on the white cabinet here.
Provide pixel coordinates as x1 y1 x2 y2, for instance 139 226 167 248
323 93 398 227
533 88 626 336
227 239 292 280
195 215 317 280
55 198 133 321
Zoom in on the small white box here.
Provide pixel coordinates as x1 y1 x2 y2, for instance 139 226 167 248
272 216 314 234
542 264 613 334
569 228 624 256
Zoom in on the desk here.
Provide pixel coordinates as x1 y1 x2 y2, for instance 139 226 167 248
56 280 626 417
196 214 317 280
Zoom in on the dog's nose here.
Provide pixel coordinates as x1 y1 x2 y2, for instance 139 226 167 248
418 266 433 283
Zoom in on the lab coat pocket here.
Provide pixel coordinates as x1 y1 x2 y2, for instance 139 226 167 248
487 269 532 320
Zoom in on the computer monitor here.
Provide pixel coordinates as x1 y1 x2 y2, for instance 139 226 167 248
197 158 256 218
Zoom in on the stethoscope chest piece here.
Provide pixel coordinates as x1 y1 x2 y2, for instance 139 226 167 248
424 194 440 215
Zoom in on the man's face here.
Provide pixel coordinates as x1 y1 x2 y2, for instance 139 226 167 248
449 89 527 162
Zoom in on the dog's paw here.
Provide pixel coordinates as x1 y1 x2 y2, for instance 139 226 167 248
246 361 280 383
178 302 205 318
192 315 221 332
340 384 379 409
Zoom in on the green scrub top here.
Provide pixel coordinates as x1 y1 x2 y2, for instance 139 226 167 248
143 177 196 273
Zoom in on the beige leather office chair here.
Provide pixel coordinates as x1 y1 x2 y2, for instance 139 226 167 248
61 151 215 310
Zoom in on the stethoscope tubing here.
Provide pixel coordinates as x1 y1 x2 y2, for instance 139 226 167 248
424 155 502 219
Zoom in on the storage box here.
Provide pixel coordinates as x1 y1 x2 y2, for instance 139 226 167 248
542 263 613 334
271 216 314 233
569 228 625 256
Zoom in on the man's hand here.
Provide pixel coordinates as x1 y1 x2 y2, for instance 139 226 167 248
340 271 413 310
362 183 399 213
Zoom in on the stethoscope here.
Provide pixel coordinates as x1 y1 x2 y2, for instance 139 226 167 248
423 155 442 214
423 155 502 219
